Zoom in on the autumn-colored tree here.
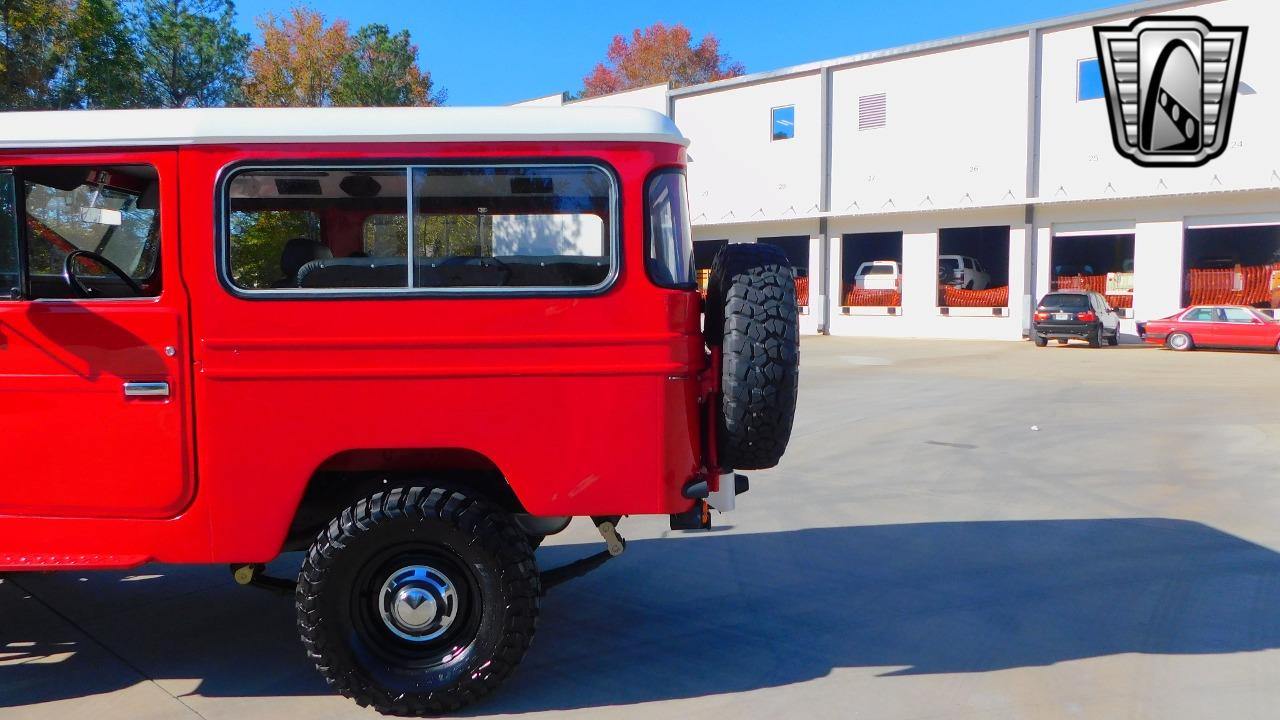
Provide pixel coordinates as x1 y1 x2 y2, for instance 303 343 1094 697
137 0 249 107
242 7 350 107
581 22 744 98
331 23 443 107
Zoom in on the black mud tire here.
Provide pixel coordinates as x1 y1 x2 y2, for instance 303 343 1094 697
705 243 800 470
297 487 539 717
1107 330 1120 346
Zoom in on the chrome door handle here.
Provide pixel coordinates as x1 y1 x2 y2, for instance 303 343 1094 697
123 381 169 398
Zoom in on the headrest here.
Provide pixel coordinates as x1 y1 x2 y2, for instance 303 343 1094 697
280 237 332 279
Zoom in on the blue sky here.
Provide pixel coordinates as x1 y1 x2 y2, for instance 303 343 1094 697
231 0 1121 105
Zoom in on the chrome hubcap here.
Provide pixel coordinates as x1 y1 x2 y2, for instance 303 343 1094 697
377 565 459 642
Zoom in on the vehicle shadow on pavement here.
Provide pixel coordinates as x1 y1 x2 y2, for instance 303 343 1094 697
485 518 1280 713
2 519 1279 713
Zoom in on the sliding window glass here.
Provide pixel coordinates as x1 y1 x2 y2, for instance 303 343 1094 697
227 168 408 290
411 165 612 289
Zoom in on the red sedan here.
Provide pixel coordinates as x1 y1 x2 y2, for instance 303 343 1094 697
1139 305 1280 352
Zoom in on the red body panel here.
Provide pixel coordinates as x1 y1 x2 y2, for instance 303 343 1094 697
0 140 700 568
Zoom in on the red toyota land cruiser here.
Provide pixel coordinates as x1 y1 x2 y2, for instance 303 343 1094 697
0 106 799 715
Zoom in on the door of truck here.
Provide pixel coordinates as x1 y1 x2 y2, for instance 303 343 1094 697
0 152 193 518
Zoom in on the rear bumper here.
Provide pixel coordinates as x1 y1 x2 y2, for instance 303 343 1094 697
1137 323 1166 342
1033 322 1098 339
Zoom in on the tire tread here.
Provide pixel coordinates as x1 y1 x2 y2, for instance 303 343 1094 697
296 486 538 716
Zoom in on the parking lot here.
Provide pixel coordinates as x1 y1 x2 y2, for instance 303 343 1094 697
4 336 1280 720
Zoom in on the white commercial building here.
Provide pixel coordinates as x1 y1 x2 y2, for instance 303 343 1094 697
520 0 1279 340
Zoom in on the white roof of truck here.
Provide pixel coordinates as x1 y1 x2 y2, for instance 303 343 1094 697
0 106 688 149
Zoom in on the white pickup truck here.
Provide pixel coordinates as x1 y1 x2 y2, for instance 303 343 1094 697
853 260 902 290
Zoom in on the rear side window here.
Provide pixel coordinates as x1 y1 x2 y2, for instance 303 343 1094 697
1039 294 1089 311
225 164 615 293
860 264 894 275
1184 308 1218 321
0 172 18 298
645 170 694 288
1223 307 1255 323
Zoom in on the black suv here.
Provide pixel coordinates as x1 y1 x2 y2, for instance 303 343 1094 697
1032 290 1121 347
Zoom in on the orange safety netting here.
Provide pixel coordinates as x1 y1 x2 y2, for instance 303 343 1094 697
697 271 809 307
842 286 901 307
940 285 1009 308
1053 275 1133 308
1186 265 1277 306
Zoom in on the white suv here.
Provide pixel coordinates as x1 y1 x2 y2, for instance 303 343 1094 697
939 255 990 290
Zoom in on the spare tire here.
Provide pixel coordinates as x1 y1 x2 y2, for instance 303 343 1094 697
705 243 800 470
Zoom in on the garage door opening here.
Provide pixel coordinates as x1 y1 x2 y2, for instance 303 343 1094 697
693 239 727 294
938 225 1009 309
1051 233 1134 312
759 235 810 306
841 232 902 309
1183 225 1280 308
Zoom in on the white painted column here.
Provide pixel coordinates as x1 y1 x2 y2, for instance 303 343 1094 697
799 234 823 335
1007 224 1029 332
901 230 939 319
827 232 844 314
1034 225 1053 305
1133 219 1185 322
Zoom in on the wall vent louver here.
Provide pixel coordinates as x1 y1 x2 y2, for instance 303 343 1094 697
858 93 887 130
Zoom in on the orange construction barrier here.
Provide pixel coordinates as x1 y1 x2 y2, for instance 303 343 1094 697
795 276 809 306
1052 274 1132 308
940 285 1009 307
1185 265 1274 306
842 285 901 307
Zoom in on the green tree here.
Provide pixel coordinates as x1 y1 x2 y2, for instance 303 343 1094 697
331 23 443 107
137 0 248 107
229 209 318 289
62 0 142 108
0 0 73 109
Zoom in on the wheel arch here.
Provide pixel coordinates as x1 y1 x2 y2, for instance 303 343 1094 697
282 448 527 553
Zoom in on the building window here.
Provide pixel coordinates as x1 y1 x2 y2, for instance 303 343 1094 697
858 93 887 130
1077 58 1104 101
771 105 795 140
